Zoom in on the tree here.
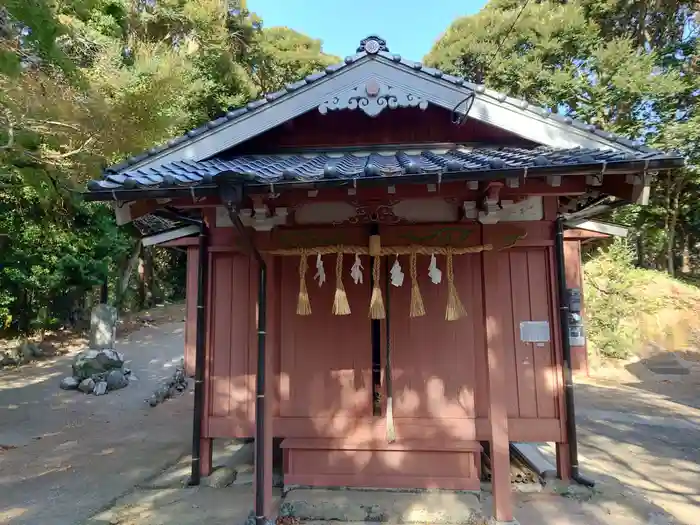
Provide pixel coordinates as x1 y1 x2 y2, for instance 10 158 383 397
426 0 699 275
249 26 339 94
0 0 336 334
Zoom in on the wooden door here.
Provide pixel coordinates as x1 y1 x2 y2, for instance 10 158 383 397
279 254 373 419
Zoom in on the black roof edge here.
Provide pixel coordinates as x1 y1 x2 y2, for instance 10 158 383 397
82 157 684 203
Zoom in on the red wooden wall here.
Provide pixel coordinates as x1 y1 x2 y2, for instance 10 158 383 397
227 106 535 154
201 220 566 445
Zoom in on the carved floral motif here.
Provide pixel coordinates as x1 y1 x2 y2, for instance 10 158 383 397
318 80 429 118
344 201 402 225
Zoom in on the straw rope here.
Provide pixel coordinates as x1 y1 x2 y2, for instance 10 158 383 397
296 250 311 315
369 257 385 319
265 244 492 257
332 251 351 315
445 248 467 321
409 252 425 318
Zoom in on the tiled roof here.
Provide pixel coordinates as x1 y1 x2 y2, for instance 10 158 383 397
101 35 668 177
87 146 679 193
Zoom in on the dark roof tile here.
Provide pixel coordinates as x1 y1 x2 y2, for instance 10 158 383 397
101 35 676 174
88 146 680 193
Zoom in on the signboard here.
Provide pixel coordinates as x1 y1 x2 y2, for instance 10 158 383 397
519 321 551 343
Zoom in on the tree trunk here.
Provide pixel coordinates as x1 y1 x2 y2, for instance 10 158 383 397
636 233 644 268
681 231 691 274
116 239 142 309
667 174 685 277
143 245 154 308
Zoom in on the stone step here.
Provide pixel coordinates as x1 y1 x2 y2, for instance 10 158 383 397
280 488 484 524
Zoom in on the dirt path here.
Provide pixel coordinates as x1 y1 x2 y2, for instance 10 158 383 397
0 322 192 525
572 362 700 525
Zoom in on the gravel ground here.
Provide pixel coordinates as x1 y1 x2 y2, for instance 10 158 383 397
0 322 192 525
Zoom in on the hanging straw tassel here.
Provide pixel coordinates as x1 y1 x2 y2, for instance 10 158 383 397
369 257 385 319
409 252 426 317
445 249 467 321
297 250 312 316
333 251 351 315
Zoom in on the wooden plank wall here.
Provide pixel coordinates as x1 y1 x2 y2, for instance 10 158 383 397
202 221 565 444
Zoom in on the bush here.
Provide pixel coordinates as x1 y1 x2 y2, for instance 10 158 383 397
584 238 700 359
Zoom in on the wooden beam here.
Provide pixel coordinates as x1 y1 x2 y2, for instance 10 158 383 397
142 225 200 247
600 172 650 205
159 236 201 247
563 228 610 240
483 249 514 522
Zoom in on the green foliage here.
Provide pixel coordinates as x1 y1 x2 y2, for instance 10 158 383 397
584 239 700 358
0 0 335 335
426 0 700 275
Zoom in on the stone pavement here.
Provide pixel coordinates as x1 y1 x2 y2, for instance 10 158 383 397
85 483 674 525
0 322 192 525
3 319 699 525
572 371 700 525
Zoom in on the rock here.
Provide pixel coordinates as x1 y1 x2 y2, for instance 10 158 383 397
72 349 125 380
18 341 38 363
89 304 118 350
156 385 170 402
203 466 237 488
0 349 19 368
93 381 108 396
147 395 158 407
59 376 80 390
105 369 128 391
174 368 185 384
78 378 95 394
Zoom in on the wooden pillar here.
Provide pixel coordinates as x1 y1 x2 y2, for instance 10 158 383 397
200 437 213 477
563 240 588 376
483 250 514 523
254 254 275 517
184 246 199 377
556 442 571 481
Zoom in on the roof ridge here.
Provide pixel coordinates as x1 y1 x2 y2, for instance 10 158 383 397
104 35 664 175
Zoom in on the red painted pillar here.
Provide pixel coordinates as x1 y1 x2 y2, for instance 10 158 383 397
563 240 588 376
200 437 213 477
556 442 571 481
483 249 514 523
184 246 199 377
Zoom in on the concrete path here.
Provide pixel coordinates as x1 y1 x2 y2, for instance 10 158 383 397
0 322 192 525
573 376 700 525
3 320 699 525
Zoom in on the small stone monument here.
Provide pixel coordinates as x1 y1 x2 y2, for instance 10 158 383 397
89 304 118 350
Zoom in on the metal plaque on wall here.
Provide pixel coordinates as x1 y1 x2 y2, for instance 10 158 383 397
519 321 551 343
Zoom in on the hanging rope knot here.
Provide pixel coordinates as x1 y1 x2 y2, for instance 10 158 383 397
445 247 467 321
409 250 425 317
296 249 312 315
369 256 385 319
333 246 351 315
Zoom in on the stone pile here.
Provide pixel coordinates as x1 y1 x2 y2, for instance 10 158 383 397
147 360 188 407
60 348 134 396
58 304 133 396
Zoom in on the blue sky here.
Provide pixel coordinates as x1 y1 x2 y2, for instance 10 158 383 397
248 0 488 60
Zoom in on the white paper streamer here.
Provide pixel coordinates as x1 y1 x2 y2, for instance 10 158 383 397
428 254 442 284
350 254 364 284
390 256 405 287
314 253 326 287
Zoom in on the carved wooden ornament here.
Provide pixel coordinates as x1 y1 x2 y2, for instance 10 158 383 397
318 80 429 118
